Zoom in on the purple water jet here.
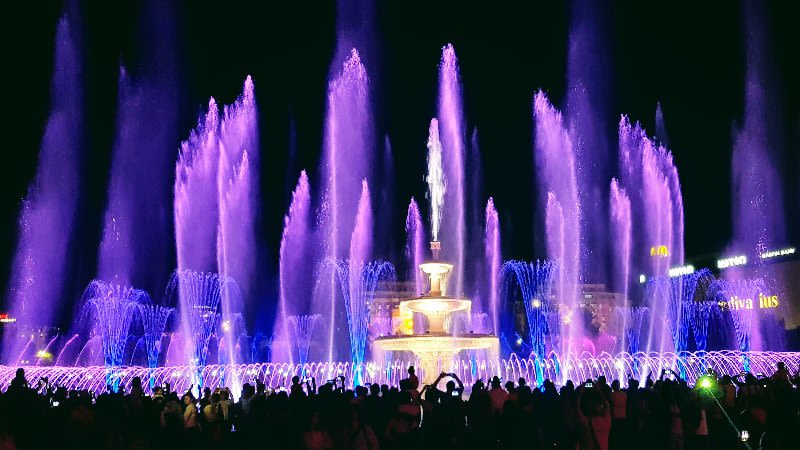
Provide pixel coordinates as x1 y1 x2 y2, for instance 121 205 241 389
174 99 220 366
405 198 426 294
217 77 259 375
98 58 178 291
566 0 611 283
534 92 583 355
484 198 501 335
437 44 466 294
609 179 631 352
3 15 82 362
730 0 785 255
319 49 373 361
276 171 313 363
349 181 374 276
175 98 220 274
618 117 685 352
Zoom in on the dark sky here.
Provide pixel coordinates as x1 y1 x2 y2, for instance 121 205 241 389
1 0 798 327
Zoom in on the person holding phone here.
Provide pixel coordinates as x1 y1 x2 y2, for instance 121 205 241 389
577 381 611 450
488 376 507 414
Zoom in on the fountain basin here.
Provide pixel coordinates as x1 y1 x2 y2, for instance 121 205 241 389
399 297 471 333
374 333 498 384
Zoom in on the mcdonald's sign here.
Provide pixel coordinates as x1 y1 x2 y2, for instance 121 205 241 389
650 245 669 257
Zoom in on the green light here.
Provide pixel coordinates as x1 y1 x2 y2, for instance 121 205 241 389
700 377 712 389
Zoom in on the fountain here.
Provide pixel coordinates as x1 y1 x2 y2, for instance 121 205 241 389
374 241 499 384
2 3 799 397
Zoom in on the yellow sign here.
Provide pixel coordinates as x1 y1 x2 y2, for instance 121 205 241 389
650 245 669 257
718 293 779 311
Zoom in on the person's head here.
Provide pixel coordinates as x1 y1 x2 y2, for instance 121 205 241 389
505 381 515 392
14 368 25 379
242 383 254 399
369 383 380 396
777 361 786 371
611 379 620 391
292 375 300 385
380 384 389 396
220 389 230 401
408 366 415 376
204 387 212 397
182 393 195 406
131 377 142 390
597 375 607 386
491 376 501 389
518 377 526 387
154 386 164 397
355 385 368 398
446 380 456 393
628 378 639 390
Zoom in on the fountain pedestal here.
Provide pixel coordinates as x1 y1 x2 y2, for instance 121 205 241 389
373 244 499 385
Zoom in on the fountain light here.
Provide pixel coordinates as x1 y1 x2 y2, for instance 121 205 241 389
221 320 231 332
639 274 646 284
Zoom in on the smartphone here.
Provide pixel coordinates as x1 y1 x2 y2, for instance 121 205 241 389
451 391 459 397
52 400 60 407
740 430 749 442
585 382 594 388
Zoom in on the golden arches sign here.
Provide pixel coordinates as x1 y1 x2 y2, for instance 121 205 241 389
650 245 669 257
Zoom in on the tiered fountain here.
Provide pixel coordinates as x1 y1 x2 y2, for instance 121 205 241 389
374 241 499 384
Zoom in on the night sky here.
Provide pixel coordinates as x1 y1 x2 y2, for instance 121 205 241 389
1 0 798 329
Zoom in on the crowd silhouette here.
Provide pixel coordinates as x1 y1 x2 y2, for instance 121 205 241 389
0 363 798 450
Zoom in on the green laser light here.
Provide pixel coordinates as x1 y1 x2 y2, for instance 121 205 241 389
700 378 712 389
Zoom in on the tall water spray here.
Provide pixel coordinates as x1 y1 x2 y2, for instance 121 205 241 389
731 0 785 255
566 0 611 283
405 198 426 294
609 179 631 352
618 117 684 353
3 16 82 363
437 45 466 293
338 181 396 378
97 4 179 291
174 99 220 366
320 50 373 361
217 77 258 370
484 198 501 335
276 171 313 363
534 92 582 355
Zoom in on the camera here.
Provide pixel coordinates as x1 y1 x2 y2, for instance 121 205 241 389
740 430 749 442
